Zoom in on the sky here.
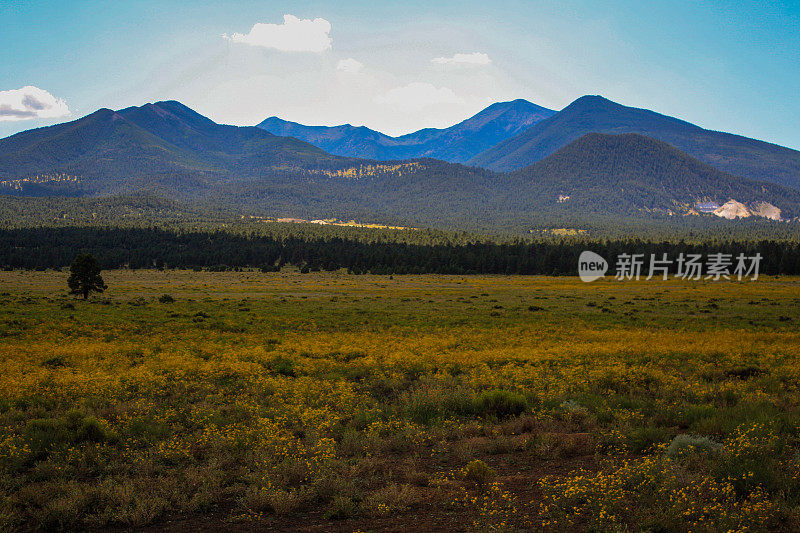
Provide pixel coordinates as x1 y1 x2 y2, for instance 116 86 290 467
1 0 798 148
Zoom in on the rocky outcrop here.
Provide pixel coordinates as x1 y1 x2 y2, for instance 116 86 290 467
750 202 782 221
714 200 751 219
709 199 783 220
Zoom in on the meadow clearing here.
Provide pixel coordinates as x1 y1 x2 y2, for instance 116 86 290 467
1 270 799 531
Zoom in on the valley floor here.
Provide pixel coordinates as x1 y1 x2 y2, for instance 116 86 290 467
1 271 800 531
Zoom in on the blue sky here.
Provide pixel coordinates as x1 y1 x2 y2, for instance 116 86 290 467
1 0 798 148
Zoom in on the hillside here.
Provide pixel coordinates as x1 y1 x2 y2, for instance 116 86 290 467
470 95 800 189
0 101 346 196
257 99 555 163
502 132 800 218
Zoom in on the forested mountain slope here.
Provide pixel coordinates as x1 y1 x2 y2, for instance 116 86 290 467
501 133 800 218
0 101 347 196
470 95 800 190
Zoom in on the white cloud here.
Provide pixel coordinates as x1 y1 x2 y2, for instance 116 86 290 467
336 58 363 73
375 82 464 111
431 52 492 66
0 86 70 122
224 14 332 52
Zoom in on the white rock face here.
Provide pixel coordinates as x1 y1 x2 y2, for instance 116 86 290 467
708 199 783 220
713 200 751 219
750 202 782 221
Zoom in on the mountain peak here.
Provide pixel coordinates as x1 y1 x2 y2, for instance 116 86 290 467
257 99 555 163
89 108 116 118
562 95 621 112
572 94 613 104
468 94 800 189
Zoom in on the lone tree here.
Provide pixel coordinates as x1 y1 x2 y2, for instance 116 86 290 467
67 254 107 299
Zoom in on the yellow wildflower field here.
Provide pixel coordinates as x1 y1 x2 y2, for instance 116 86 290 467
0 270 799 531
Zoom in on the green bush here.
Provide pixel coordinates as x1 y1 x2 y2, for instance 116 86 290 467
24 410 116 456
361 484 419 517
41 356 68 368
77 416 113 443
24 418 74 452
665 434 722 458
559 399 589 423
476 389 527 419
267 356 296 377
463 459 496 488
402 380 476 424
324 496 357 520
627 426 673 453
242 487 302 515
126 417 170 443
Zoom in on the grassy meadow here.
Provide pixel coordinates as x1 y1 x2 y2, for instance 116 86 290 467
1 270 800 531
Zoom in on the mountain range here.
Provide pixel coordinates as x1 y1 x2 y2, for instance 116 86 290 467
258 99 555 164
469 95 800 189
1 95 799 232
0 100 348 196
259 95 800 192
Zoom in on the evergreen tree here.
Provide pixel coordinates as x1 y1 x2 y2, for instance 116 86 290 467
67 254 107 299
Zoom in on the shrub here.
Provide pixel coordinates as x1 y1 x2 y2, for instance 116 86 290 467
627 426 673 453
126 417 170 443
666 434 722 458
402 380 476 424
537 453 783 531
41 356 68 368
312 475 357 503
324 496 357 520
24 410 116 456
77 416 114 443
362 484 419 517
559 399 588 418
533 432 594 459
405 470 429 487
264 338 281 351
476 389 527 419
242 487 302 515
158 294 174 303
24 418 74 452
463 459 496 488
267 356 296 377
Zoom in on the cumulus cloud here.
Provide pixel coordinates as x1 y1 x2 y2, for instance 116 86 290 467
375 82 464 111
223 14 332 52
431 52 492 66
0 86 70 122
336 58 363 73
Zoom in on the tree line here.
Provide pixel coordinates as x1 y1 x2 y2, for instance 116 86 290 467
1 227 800 275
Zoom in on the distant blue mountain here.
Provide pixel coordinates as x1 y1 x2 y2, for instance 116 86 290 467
468 95 800 189
257 99 556 164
